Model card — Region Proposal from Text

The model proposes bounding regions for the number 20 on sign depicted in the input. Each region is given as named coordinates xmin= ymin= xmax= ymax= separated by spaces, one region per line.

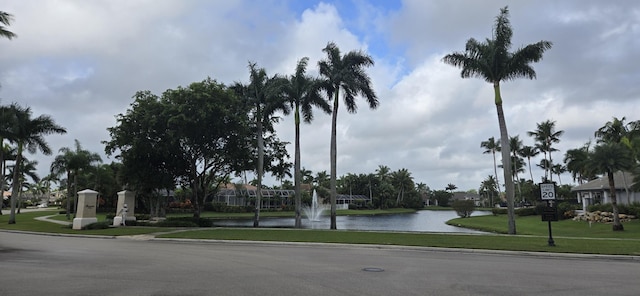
xmin=540 ymin=183 xmax=556 ymax=200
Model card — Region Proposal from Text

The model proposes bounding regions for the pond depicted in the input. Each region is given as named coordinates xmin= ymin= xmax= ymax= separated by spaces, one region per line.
xmin=212 ymin=210 xmax=490 ymax=233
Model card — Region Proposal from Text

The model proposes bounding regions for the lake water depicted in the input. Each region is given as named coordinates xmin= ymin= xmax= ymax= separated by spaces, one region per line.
xmin=212 ymin=210 xmax=490 ymax=234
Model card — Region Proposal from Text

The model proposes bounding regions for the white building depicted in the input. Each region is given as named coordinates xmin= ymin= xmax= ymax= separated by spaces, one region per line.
xmin=571 ymin=171 xmax=640 ymax=212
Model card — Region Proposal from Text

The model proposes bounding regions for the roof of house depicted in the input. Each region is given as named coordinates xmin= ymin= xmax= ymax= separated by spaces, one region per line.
xmin=570 ymin=171 xmax=635 ymax=192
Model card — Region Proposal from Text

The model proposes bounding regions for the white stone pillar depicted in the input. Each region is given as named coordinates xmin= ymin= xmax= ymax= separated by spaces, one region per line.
xmin=113 ymin=190 xmax=136 ymax=226
xmin=72 ymin=189 xmax=99 ymax=230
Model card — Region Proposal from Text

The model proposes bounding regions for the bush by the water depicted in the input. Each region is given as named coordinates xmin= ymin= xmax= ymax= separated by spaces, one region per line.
xmin=491 ymin=208 xmax=507 ymax=215
xmin=452 ymin=200 xmax=475 ymax=218
xmin=154 ymin=217 xmax=212 ymax=227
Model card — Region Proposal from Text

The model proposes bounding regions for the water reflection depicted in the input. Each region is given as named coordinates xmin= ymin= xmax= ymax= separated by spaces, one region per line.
xmin=212 ymin=210 xmax=489 ymax=234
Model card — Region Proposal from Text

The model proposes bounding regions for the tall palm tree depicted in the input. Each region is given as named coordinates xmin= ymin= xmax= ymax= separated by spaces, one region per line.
xmin=480 ymin=137 xmax=502 ymax=194
xmin=235 ymin=63 xmax=289 ymax=227
xmin=443 ymin=6 xmax=552 ymax=234
xmin=277 ymin=57 xmax=331 ymax=228
xmin=479 ymin=175 xmax=498 ymax=207
xmin=8 ymin=158 xmax=39 ymax=213
xmin=50 ymin=139 xmax=101 ymax=220
xmin=527 ymin=120 xmax=563 ymax=182
xmin=519 ymin=145 xmax=539 ymax=182
xmin=589 ymin=142 xmax=633 ymax=231
xmin=318 ymin=42 xmax=379 ymax=229
xmin=0 ymin=11 xmax=17 ymax=40
xmin=7 ymin=104 xmax=66 ymax=224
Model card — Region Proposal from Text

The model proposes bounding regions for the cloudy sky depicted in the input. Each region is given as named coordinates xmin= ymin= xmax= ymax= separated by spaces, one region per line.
xmin=1 ymin=0 xmax=639 ymax=192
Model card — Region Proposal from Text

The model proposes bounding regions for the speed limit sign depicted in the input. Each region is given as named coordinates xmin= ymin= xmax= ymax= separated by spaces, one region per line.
xmin=540 ymin=183 xmax=556 ymax=200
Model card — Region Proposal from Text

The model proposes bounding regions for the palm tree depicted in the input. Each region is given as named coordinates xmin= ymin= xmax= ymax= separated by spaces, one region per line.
xmin=278 ymin=57 xmax=331 ymax=228
xmin=7 ymin=104 xmax=66 ymax=224
xmin=479 ymin=175 xmax=498 ymax=207
xmin=443 ymin=6 xmax=552 ymax=234
xmin=318 ymin=42 xmax=379 ymax=229
xmin=594 ymin=117 xmax=636 ymax=204
xmin=300 ymin=167 xmax=314 ymax=185
xmin=0 ymin=11 xmax=17 ymax=40
xmin=51 ymin=139 xmax=101 ymax=220
xmin=235 ymin=62 xmax=289 ymax=227
xmin=527 ymin=120 xmax=564 ymax=182
xmin=480 ymin=137 xmax=502 ymax=194
xmin=564 ymin=143 xmax=594 ymax=184
xmin=589 ymin=142 xmax=633 ymax=231
xmin=519 ymin=145 xmax=539 ymax=182
xmin=390 ymin=168 xmax=413 ymax=205
xmin=445 ymin=183 xmax=457 ymax=193
xmin=551 ymin=164 xmax=566 ymax=185
xmin=8 ymin=158 xmax=39 ymax=212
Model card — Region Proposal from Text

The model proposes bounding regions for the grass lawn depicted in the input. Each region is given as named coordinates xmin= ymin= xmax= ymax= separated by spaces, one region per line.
xmin=2 ymin=209 xmax=639 ymax=256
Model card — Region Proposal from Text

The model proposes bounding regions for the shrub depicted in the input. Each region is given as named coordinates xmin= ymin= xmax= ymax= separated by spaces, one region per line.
xmin=83 ymin=221 xmax=112 ymax=230
xmin=155 ymin=220 xmax=198 ymax=227
xmin=557 ymin=202 xmax=579 ymax=220
xmin=491 ymin=208 xmax=507 ymax=215
xmin=515 ymin=207 xmax=537 ymax=217
xmin=452 ymin=200 xmax=475 ymax=218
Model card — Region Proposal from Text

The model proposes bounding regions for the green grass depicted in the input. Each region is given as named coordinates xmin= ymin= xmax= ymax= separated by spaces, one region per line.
xmin=157 ymin=228 xmax=640 ymax=255
xmin=2 ymin=209 xmax=639 ymax=256
xmin=0 ymin=210 xmax=171 ymax=236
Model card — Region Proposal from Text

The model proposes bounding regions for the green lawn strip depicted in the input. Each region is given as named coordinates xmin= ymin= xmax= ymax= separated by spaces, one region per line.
xmin=448 ymin=215 xmax=640 ymax=239
xmin=157 ymin=228 xmax=640 ymax=255
xmin=0 ymin=210 xmax=170 ymax=236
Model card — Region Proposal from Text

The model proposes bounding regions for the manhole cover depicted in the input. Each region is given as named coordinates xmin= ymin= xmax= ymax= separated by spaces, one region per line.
xmin=362 ymin=267 xmax=384 ymax=272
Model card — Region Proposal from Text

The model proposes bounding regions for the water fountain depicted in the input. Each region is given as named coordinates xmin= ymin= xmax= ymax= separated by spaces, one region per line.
xmin=302 ymin=190 xmax=327 ymax=222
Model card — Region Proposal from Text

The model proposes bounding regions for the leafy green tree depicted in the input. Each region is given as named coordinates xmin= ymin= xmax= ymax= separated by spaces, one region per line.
xmin=319 ymin=42 xmax=379 ymax=229
xmin=51 ymin=139 xmax=101 ymax=219
xmin=443 ymin=6 xmax=552 ymax=234
xmin=588 ymin=142 xmax=633 ymax=231
xmin=6 ymin=104 xmax=66 ymax=224
xmin=107 ymin=79 xmax=251 ymax=218
xmin=276 ymin=58 xmax=330 ymax=227
xmin=527 ymin=120 xmax=563 ymax=182
xmin=105 ymin=91 xmax=179 ymax=216
xmin=452 ymin=199 xmax=476 ymax=218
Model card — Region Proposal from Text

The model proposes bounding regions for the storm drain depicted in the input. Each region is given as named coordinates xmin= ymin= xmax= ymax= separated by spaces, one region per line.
xmin=362 ymin=267 xmax=384 ymax=272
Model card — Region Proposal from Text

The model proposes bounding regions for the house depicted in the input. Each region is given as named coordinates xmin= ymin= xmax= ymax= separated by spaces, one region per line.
xmin=451 ymin=192 xmax=482 ymax=206
xmin=209 ymin=184 xmax=296 ymax=209
xmin=571 ymin=171 xmax=640 ymax=212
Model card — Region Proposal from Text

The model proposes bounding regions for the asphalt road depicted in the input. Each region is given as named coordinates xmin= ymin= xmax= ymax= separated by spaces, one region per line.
xmin=0 ymin=231 xmax=638 ymax=296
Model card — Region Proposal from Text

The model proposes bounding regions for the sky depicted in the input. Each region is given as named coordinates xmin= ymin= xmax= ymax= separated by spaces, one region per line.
xmin=1 ymin=0 xmax=639 ymax=193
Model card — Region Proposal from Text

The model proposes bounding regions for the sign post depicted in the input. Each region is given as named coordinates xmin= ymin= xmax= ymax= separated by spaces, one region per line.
xmin=540 ymin=182 xmax=557 ymax=246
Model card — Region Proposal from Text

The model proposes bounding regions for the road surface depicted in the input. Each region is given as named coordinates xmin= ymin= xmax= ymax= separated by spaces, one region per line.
xmin=0 ymin=231 xmax=638 ymax=295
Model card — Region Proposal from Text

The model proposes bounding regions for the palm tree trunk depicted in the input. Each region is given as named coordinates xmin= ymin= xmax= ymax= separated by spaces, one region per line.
xmin=492 ymin=151 xmax=502 ymax=195
xmin=608 ymin=172 xmax=623 ymax=231
xmin=294 ymin=105 xmax=302 ymax=228
xmin=528 ymin=157 xmax=534 ymax=182
xmin=330 ymin=93 xmax=339 ymax=230
xmin=254 ymin=114 xmax=263 ymax=228
xmin=8 ymin=143 xmax=23 ymax=224
xmin=65 ymin=170 xmax=71 ymax=220
xmin=494 ymin=83 xmax=516 ymax=235
xmin=548 ymin=141 xmax=553 ymax=182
